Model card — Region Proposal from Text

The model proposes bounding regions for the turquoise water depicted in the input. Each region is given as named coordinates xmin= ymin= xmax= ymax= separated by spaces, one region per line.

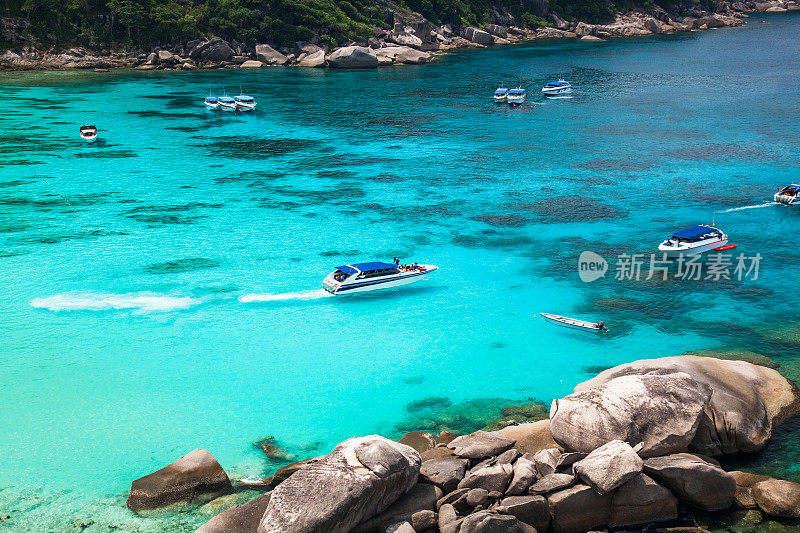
xmin=2 ymin=13 xmax=800 ymax=530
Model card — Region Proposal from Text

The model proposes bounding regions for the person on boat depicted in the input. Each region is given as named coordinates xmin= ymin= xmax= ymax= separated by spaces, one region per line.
xmin=596 ymin=321 xmax=605 ymax=330
xmin=394 ymin=257 xmax=400 ymax=265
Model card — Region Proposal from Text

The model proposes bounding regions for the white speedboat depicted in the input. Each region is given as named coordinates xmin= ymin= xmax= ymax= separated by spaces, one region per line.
xmin=322 ymin=261 xmax=438 ymax=295
xmin=234 ymin=94 xmax=257 ymax=111
xmin=542 ymin=80 xmax=572 ymax=95
xmin=775 ymin=183 xmax=800 ymax=205
xmin=80 ymin=125 xmax=97 ymax=142
xmin=507 ymin=88 xmax=526 ymax=105
xmin=540 ymin=312 xmax=608 ymax=332
xmin=493 ymin=87 xmax=509 ymax=102
xmin=218 ymin=96 xmax=237 ymax=111
xmin=658 ymin=225 xmax=728 ymax=258
xmin=204 ymin=96 xmax=220 ymax=110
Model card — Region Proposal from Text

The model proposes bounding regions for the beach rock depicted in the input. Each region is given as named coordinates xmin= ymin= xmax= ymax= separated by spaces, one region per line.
xmin=529 ymin=473 xmax=576 ymax=495
xmin=497 ymin=421 xmax=559 ymax=455
xmin=463 ymin=27 xmax=494 ymax=45
xmin=258 ymin=435 xmax=420 ymax=533
xmin=195 ymin=38 xmax=234 ymax=62
xmin=239 ymin=60 xmax=263 ymax=68
xmin=535 ymin=27 xmax=577 ymax=39
xmin=296 ymin=41 xmax=323 ymax=54
xmin=573 ymin=440 xmax=642 ymax=494
xmin=506 ymin=456 xmax=537 ymax=495
xmin=197 ymin=493 xmax=271 ymax=533
xmin=351 ymin=483 xmax=439 ymax=532
xmin=437 ymin=488 xmax=469 ymax=509
xmin=439 ymin=503 xmax=458 ymax=526
xmin=255 ymin=44 xmax=288 ymax=65
xmin=439 ymin=431 xmax=457 ymax=445
xmin=327 ymin=46 xmax=379 ymax=68
xmin=457 ymin=463 xmax=513 ymax=493
xmin=411 ymin=509 xmax=437 ymax=530
xmin=752 ymin=478 xmax=800 ymax=517
xmin=729 ymin=470 xmax=770 ymax=509
xmin=421 ymin=447 xmax=457 ymax=461
xmin=484 ymin=24 xmax=508 ymax=38
xmin=547 ymin=483 xmax=612 ymax=533
xmin=532 ymin=448 xmax=561 ymax=477
xmin=146 ymin=52 xmax=158 ymax=65
xmin=388 ymin=46 xmax=431 ymax=64
xmin=156 ymin=50 xmax=176 ymax=65
xmin=497 ymin=495 xmax=549 ymax=530
xmin=573 ymin=21 xmax=595 ymax=36
xmin=642 ymin=454 xmax=735 ymax=511
xmin=548 ymin=13 xmax=570 ymax=29
xmin=466 ymin=488 xmax=489 ymax=507
xmin=388 ymin=31 xmax=424 ymax=48
xmin=420 ymin=456 xmax=469 ymax=492
xmin=556 ymin=452 xmax=587 ymax=469
xmin=399 ymin=431 xmax=438 ymax=454
xmin=458 ymin=510 xmax=537 ymax=533
xmin=580 ymin=35 xmax=604 ymax=41
xmin=298 ymin=50 xmax=325 ymax=67
xmin=609 ymin=473 xmax=677 ymax=528
xmin=647 ymin=17 xmax=663 ymax=33
xmin=448 ymin=430 xmax=515 ymax=459
xmin=575 ymin=356 xmax=800 ymax=456
xmin=127 ymin=449 xmax=232 ymax=512
xmin=551 ymin=372 xmax=711 ymax=457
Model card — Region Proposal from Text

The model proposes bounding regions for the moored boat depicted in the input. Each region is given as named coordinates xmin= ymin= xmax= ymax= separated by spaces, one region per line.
xmin=542 ymin=80 xmax=572 ymax=96
xmin=79 ymin=125 xmax=98 ymax=142
xmin=494 ymin=87 xmax=509 ymax=102
xmin=658 ymin=224 xmax=728 ymax=258
xmin=234 ymin=94 xmax=257 ymax=111
xmin=507 ymin=88 xmax=526 ymax=105
xmin=540 ymin=312 xmax=608 ymax=332
xmin=775 ymin=183 xmax=800 ymax=205
xmin=204 ymin=96 xmax=220 ymax=110
xmin=218 ymin=96 xmax=237 ymax=111
xmin=322 ymin=261 xmax=438 ymax=295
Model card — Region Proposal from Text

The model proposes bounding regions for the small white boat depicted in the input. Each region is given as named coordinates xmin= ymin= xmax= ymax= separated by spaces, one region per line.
xmin=322 ymin=261 xmax=438 ymax=295
xmin=79 ymin=125 xmax=97 ymax=142
xmin=658 ymin=224 xmax=728 ymax=258
xmin=540 ymin=312 xmax=608 ymax=332
xmin=493 ymin=87 xmax=509 ymax=102
xmin=542 ymin=80 xmax=572 ymax=96
xmin=775 ymin=183 xmax=800 ymax=205
xmin=507 ymin=88 xmax=526 ymax=105
xmin=218 ymin=96 xmax=237 ymax=111
xmin=234 ymin=94 xmax=257 ymax=111
xmin=204 ymin=96 xmax=220 ymax=110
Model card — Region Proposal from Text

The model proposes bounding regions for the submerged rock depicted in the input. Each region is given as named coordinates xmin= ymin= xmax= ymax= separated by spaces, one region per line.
xmin=197 ymin=493 xmax=271 ymax=532
xmin=258 ymin=435 xmax=420 ymax=532
xmin=127 ymin=449 xmax=232 ymax=511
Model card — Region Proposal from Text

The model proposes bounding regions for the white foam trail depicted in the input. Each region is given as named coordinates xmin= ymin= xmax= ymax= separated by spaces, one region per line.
xmin=31 ymin=292 xmax=201 ymax=312
xmin=720 ymin=202 xmax=775 ymax=213
xmin=239 ymin=289 xmax=333 ymax=302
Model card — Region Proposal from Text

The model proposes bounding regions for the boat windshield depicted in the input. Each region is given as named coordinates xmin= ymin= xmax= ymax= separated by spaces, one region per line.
xmin=236 ymin=97 xmax=254 ymax=102
xmin=494 ymin=88 xmax=508 ymax=94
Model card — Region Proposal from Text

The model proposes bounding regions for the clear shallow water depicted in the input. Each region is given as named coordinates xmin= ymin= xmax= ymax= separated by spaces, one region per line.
xmin=2 ymin=13 xmax=800 ymax=530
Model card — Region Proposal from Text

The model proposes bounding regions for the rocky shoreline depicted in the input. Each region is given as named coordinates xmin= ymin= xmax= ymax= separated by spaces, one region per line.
xmin=1 ymin=1 xmax=798 ymax=73
xmin=124 ymin=354 xmax=800 ymax=532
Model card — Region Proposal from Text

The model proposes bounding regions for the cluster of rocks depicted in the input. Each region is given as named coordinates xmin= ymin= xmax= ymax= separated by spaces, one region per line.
xmin=3 ymin=0 xmax=798 ymax=72
xmin=125 ymin=355 xmax=800 ymax=532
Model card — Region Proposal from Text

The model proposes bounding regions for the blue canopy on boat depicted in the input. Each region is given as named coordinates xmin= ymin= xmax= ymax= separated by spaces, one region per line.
xmin=494 ymin=88 xmax=509 ymax=94
xmin=672 ymin=225 xmax=721 ymax=239
xmin=219 ymin=96 xmax=235 ymax=102
xmin=235 ymin=95 xmax=255 ymax=101
xmin=547 ymin=81 xmax=570 ymax=86
xmin=205 ymin=97 xmax=218 ymax=101
xmin=509 ymin=89 xmax=525 ymax=94
xmin=336 ymin=262 xmax=398 ymax=275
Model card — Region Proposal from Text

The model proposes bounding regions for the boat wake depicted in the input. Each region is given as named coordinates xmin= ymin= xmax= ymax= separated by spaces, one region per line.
xmin=239 ymin=289 xmax=333 ymax=303
xmin=31 ymin=292 xmax=202 ymax=312
xmin=720 ymin=202 xmax=775 ymax=213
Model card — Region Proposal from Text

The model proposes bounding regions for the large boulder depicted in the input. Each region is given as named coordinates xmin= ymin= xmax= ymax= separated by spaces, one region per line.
xmin=376 ymin=46 xmax=431 ymax=65
xmin=399 ymin=432 xmax=438 ymax=454
xmin=547 ymin=483 xmax=612 ymax=533
xmin=752 ymin=478 xmax=800 ymax=518
xmin=458 ymin=510 xmax=537 ymax=533
xmin=191 ymin=38 xmax=234 ymax=62
xmin=729 ymin=470 xmax=770 ymax=509
xmin=573 ymin=440 xmax=643 ymax=494
xmin=157 ymin=50 xmax=177 ymax=65
xmin=506 ymin=456 xmax=537 ymax=495
xmin=351 ymin=483 xmax=439 ymax=532
xmin=457 ymin=463 xmax=513 ymax=493
xmin=197 ymin=493 xmax=271 ymax=533
xmin=326 ymin=46 xmax=379 ymax=68
xmin=551 ymin=372 xmax=711 ymax=457
xmin=462 ymin=27 xmax=494 ymax=45
xmin=609 ymin=473 xmax=677 ymax=528
xmin=448 ymin=430 xmax=515 ymax=459
xmin=239 ymin=60 xmax=263 ymax=68
xmin=532 ymin=448 xmax=561 ymax=477
xmin=298 ymin=50 xmax=325 ymax=67
xmin=642 ymin=454 xmax=735 ymax=511
xmin=575 ymin=356 xmax=800 ymax=456
xmin=484 ymin=24 xmax=508 ymax=38
xmin=258 ymin=436 xmax=420 ymax=533
xmin=255 ymin=44 xmax=289 ymax=65
xmin=497 ymin=420 xmax=559 ymax=455
xmin=127 ymin=449 xmax=232 ymax=511
xmin=420 ymin=456 xmax=469 ymax=492
xmin=388 ymin=31 xmax=424 ymax=48
xmin=497 ymin=495 xmax=549 ymax=531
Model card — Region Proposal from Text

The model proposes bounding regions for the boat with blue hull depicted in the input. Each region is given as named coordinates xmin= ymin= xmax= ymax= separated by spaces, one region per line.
xmin=323 ymin=261 xmax=438 ymax=294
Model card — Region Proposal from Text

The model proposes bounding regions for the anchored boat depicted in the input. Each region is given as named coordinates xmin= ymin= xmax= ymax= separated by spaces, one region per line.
xmin=775 ymin=184 xmax=800 ymax=205
xmin=494 ymin=87 xmax=509 ymax=102
xmin=218 ymin=96 xmax=237 ymax=111
xmin=234 ymin=94 xmax=257 ymax=111
xmin=80 ymin=125 xmax=98 ymax=142
xmin=204 ymin=96 xmax=220 ymax=110
xmin=658 ymin=225 xmax=728 ymax=258
xmin=507 ymin=87 xmax=526 ymax=105
xmin=542 ymin=80 xmax=572 ymax=96
xmin=322 ymin=261 xmax=438 ymax=295
xmin=540 ymin=312 xmax=608 ymax=332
